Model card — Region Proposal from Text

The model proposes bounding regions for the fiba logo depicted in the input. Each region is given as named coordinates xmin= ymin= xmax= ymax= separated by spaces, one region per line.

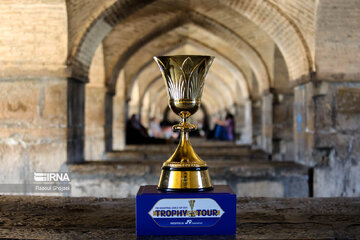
xmin=188 ymin=200 xmax=196 ymax=217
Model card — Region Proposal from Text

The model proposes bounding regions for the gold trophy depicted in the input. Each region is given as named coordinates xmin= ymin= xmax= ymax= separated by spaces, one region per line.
xmin=153 ymin=55 xmax=214 ymax=191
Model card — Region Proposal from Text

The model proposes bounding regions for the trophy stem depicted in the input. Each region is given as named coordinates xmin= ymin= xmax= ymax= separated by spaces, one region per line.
xmin=157 ymin=113 xmax=213 ymax=191
xmin=172 ymin=111 xmax=196 ymax=132
xmin=178 ymin=115 xmax=193 ymax=151
xmin=175 ymin=130 xmax=192 ymax=161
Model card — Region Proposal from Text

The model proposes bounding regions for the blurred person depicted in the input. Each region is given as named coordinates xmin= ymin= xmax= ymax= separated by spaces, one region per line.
xmin=213 ymin=113 xmax=235 ymax=141
xmin=160 ymin=119 xmax=179 ymax=140
xmin=197 ymin=120 xmax=206 ymax=137
xmin=148 ymin=117 xmax=163 ymax=138
xmin=126 ymin=114 xmax=166 ymax=144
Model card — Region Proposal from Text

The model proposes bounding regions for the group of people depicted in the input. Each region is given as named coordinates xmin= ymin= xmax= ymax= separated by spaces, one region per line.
xmin=126 ymin=114 xmax=177 ymax=145
xmin=148 ymin=117 xmax=178 ymax=140
xmin=126 ymin=113 xmax=235 ymax=145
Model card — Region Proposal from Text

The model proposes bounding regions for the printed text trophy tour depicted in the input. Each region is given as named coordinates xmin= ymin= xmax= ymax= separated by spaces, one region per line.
xmin=153 ymin=55 xmax=214 ymax=191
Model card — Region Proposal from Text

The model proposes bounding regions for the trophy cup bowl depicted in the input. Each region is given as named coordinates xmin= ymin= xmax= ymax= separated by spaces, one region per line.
xmin=153 ymin=55 xmax=214 ymax=191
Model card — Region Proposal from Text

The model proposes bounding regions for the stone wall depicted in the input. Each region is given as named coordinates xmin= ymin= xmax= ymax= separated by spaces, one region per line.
xmin=313 ymin=83 xmax=360 ymax=196
xmin=0 ymin=78 xmax=67 ymax=186
xmin=297 ymin=0 xmax=360 ymax=197
xmin=0 ymin=0 xmax=67 ymax=78
xmin=294 ymin=82 xmax=360 ymax=196
xmin=0 ymin=1 xmax=68 ymax=189
xmin=315 ymin=0 xmax=360 ymax=82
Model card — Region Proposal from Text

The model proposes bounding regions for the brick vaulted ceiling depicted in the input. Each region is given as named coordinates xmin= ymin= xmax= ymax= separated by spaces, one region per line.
xmin=66 ymin=0 xmax=316 ymax=112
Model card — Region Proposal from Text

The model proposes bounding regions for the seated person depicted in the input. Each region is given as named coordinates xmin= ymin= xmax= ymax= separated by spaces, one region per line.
xmin=126 ymin=114 xmax=166 ymax=144
xmin=213 ymin=113 xmax=235 ymax=141
xmin=148 ymin=117 xmax=163 ymax=138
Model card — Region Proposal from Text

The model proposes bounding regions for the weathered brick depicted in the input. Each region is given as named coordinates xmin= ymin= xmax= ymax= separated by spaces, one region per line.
xmin=0 ymin=0 xmax=67 ymax=77
xmin=316 ymin=0 xmax=360 ymax=81
xmin=0 ymin=81 xmax=40 ymax=123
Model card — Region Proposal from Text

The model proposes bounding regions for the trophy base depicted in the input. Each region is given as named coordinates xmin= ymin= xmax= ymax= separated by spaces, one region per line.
xmin=136 ymin=185 xmax=236 ymax=236
xmin=157 ymin=167 xmax=213 ymax=191
xmin=157 ymin=187 xmax=214 ymax=192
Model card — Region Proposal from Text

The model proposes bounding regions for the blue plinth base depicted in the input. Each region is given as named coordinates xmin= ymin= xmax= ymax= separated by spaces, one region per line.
xmin=136 ymin=185 xmax=236 ymax=236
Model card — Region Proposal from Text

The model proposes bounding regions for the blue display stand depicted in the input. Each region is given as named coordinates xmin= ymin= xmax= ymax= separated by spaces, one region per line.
xmin=136 ymin=185 xmax=236 ymax=236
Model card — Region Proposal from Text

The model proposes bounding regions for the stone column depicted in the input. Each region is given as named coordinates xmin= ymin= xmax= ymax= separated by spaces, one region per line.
xmin=234 ymin=103 xmax=244 ymax=142
xmin=128 ymin=103 xmax=141 ymax=117
xmin=112 ymin=68 xmax=127 ymax=150
xmin=237 ymin=99 xmax=252 ymax=145
xmin=294 ymin=81 xmax=360 ymax=196
xmin=293 ymin=82 xmax=315 ymax=166
xmin=67 ymin=79 xmax=85 ymax=164
xmin=84 ymin=85 xmax=106 ymax=160
xmin=140 ymin=92 xmax=151 ymax=128
xmin=252 ymin=100 xmax=262 ymax=149
xmin=104 ymin=93 xmax=113 ymax=152
xmin=261 ymin=93 xmax=273 ymax=153
xmin=272 ymin=93 xmax=294 ymax=161
xmin=112 ymin=95 xmax=126 ymax=151
xmin=140 ymin=104 xmax=150 ymax=128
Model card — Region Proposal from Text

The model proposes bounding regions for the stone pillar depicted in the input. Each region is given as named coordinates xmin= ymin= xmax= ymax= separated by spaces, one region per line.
xmin=252 ymin=100 xmax=262 ymax=149
xmin=272 ymin=93 xmax=294 ymax=161
xmin=112 ymin=69 xmax=126 ymax=150
xmin=237 ymin=99 xmax=252 ymax=144
xmin=294 ymin=81 xmax=360 ymax=196
xmin=85 ymin=42 xmax=106 ymax=159
xmin=128 ymin=103 xmax=140 ymax=117
xmin=84 ymin=86 xmax=106 ymax=160
xmin=218 ymin=109 xmax=227 ymax=120
xmin=140 ymin=104 xmax=150 ymax=128
xmin=234 ymin=103 xmax=244 ymax=142
xmin=67 ymin=79 xmax=85 ymax=164
xmin=208 ymin=113 xmax=216 ymax=130
xmin=261 ymin=93 xmax=273 ymax=153
xmin=104 ymin=93 xmax=113 ymax=152
xmin=293 ymin=82 xmax=319 ymax=166
xmin=128 ymin=80 xmax=140 ymax=117
xmin=140 ymin=92 xmax=151 ymax=128
xmin=112 ymin=95 xmax=126 ymax=151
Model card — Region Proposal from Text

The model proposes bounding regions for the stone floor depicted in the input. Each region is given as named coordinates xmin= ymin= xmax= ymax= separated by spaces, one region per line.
xmin=0 ymin=195 xmax=359 ymax=239
xmin=68 ymin=160 xmax=309 ymax=198
xmin=105 ymin=142 xmax=269 ymax=161
xmin=68 ymin=141 xmax=308 ymax=198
